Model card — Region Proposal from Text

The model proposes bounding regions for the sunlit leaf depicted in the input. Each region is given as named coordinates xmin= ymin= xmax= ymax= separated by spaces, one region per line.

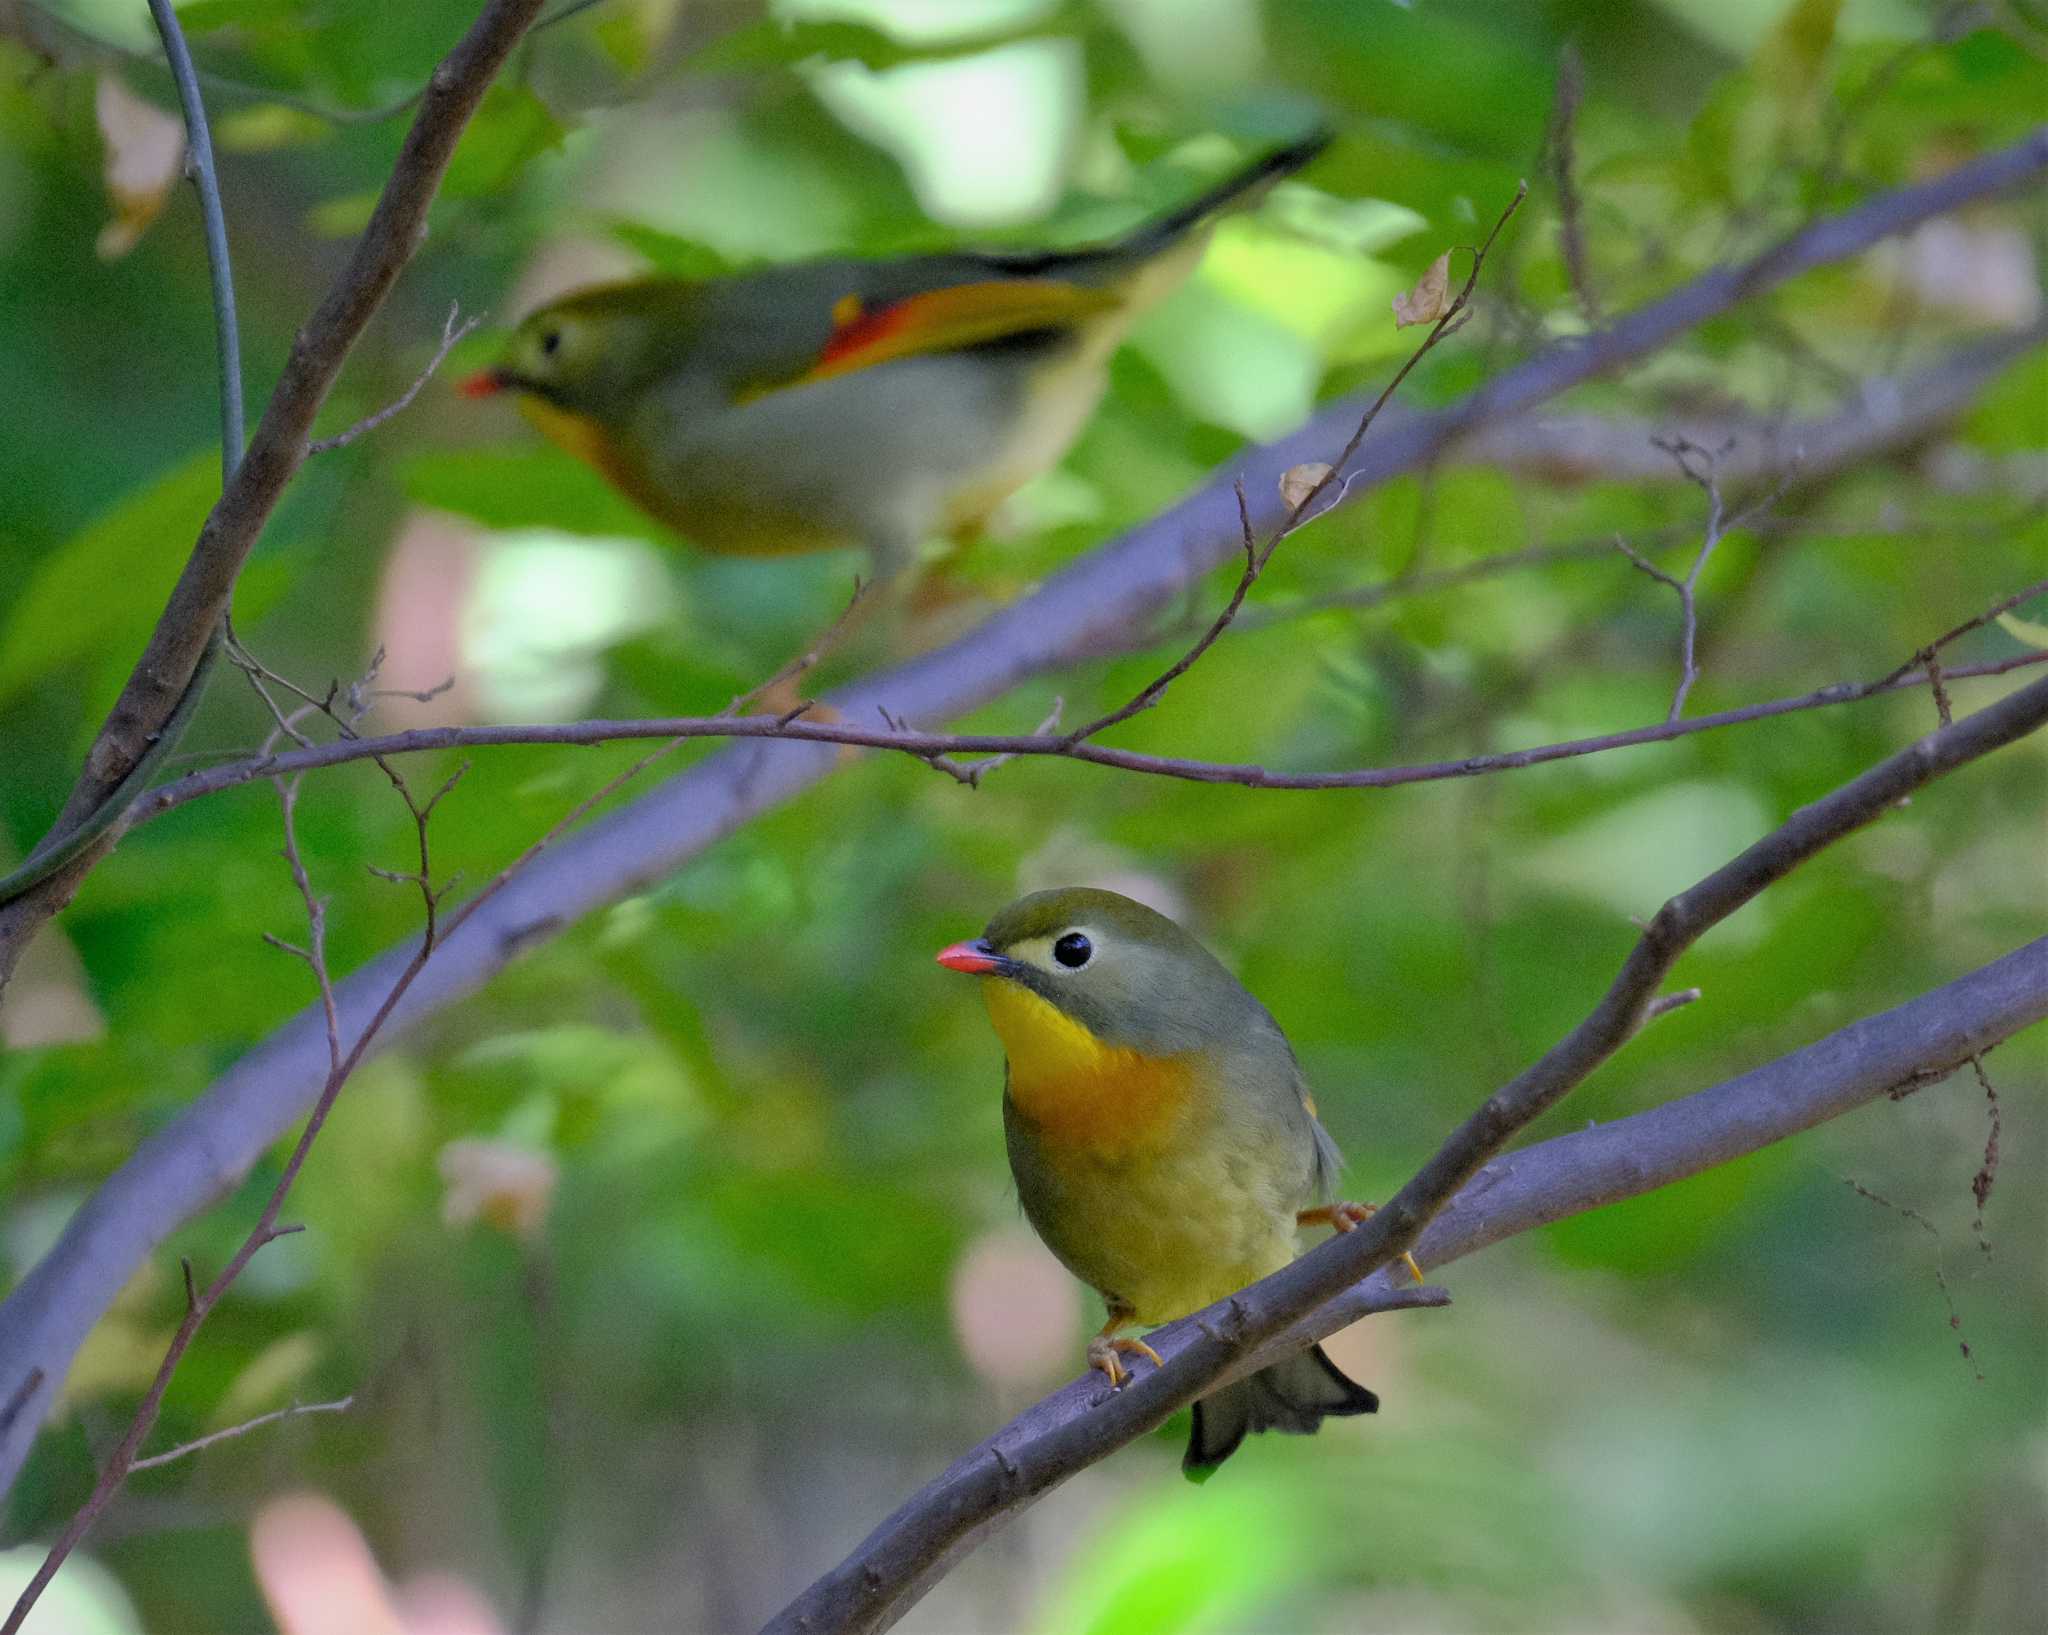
xmin=0 ymin=452 xmax=217 ymax=708
xmin=438 ymin=83 xmax=566 ymax=200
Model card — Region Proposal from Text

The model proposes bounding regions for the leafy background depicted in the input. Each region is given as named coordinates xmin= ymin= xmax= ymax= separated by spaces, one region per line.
xmin=1 ymin=0 xmax=2045 ymax=1629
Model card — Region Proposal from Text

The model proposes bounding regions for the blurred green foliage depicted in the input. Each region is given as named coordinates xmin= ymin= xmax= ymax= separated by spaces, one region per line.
xmin=2 ymin=0 xmax=2045 ymax=1630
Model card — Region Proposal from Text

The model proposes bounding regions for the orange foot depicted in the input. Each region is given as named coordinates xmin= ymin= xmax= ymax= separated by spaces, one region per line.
xmin=1086 ymin=1306 xmax=1164 ymax=1388
xmin=1298 ymin=1201 xmax=1426 ymax=1285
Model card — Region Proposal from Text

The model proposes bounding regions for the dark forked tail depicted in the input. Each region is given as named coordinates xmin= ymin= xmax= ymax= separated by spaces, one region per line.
xmin=1184 ymin=1340 xmax=1378 ymax=1480
xmin=981 ymin=128 xmax=1332 ymax=280
xmin=1114 ymin=128 xmax=1333 ymax=262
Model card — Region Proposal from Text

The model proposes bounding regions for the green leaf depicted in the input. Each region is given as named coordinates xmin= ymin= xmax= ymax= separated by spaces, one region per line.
xmin=1034 ymin=1474 xmax=1314 ymax=1635
xmin=0 ymin=451 xmax=218 ymax=709
xmin=1755 ymin=0 xmax=1843 ymax=112
xmin=438 ymin=83 xmax=566 ymax=201
xmin=305 ymin=190 xmax=378 ymax=237
xmin=214 ymin=102 xmax=333 ymax=153
xmin=399 ymin=447 xmax=659 ymax=538
xmin=688 ymin=15 xmax=1063 ymax=75
xmin=173 ymin=0 xmax=294 ymax=32
xmin=606 ymin=222 xmax=741 ymax=281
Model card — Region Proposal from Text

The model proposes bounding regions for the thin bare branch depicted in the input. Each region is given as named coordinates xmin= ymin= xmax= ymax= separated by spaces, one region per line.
xmin=128 ymin=644 xmax=2048 ymax=814
xmin=1616 ymin=436 xmax=1762 ymax=720
xmin=1839 ymin=1177 xmax=1983 ymax=1382
xmin=309 ymin=304 xmax=479 ymax=454
xmin=129 ymin=1395 xmax=354 ymax=1472
xmin=270 ymin=777 xmax=342 ymax=1074
xmin=1546 ymin=42 xmax=1600 ymax=324
xmin=1873 ymin=574 xmax=2048 ymax=687
xmin=724 ymin=578 xmax=874 ymax=719
xmin=5 ymin=653 xmax=489 ymax=1632
xmin=1968 ymin=1054 xmax=2001 ymax=1258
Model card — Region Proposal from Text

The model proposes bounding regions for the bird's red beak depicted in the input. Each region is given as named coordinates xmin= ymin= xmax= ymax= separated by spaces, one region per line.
xmin=456 ymin=369 xmax=506 ymax=399
xmin=935 ymin=938 xmax=1004 ymax=975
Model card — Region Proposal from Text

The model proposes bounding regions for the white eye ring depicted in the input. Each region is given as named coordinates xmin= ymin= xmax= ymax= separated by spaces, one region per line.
xmin=1052 ymin=930 xmax=1093 ymax=969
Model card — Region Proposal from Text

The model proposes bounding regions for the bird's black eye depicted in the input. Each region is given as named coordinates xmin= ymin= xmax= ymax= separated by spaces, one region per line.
xmin=539 ymin=328 xmax=562 ymax=357
xmin=1053 ymin=932 xmax=1092 ymax=969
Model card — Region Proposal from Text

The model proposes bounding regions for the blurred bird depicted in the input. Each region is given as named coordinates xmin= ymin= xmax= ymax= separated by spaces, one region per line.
xmin=936 ymin=885 xmax=1420 ymax=1478
xmin=460 ymin=133 xmax=1328 ymax=576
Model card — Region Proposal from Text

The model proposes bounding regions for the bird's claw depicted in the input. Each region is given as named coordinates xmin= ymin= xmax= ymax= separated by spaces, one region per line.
xmin=1087 ymin=1334 xmax=1164 ymax=1388
xmin=1299 ymin=1199 xmax=1427 ymax=1285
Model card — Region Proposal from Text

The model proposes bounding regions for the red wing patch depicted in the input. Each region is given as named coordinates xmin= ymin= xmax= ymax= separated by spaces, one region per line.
xmin=801 ymin=279 xmax=1122 ymax=386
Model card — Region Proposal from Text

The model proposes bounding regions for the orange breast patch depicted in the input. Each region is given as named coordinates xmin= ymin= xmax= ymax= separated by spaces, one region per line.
xmin=982 ymin=981 xmax=1196 ymax=1156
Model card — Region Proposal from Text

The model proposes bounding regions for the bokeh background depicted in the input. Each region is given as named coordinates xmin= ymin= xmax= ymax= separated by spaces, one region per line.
xmin=2 ymin=0 xmax=2045 ymax=1630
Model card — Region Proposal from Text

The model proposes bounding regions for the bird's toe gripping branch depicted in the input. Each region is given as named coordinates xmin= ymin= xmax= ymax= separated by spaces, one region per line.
xmin=1086 ymin=1307 xmax=1165 ymax=1389
xmin=1299 ymin=1201 xmax=1426 ymax=1285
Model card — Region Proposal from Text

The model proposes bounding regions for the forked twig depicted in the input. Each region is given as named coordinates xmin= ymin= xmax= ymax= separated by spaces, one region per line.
xmin=309 ymin=303 xmax=480 ymax=454
xmin=1614 ymin=436 xmax=1789 ymax=721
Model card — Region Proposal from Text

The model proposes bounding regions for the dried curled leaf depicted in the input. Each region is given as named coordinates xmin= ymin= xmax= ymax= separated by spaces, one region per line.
xmin=1393 ymin=251 xmax=1453 ymax=328
xmin=1280 ymin=462 xmax=1333 ymax=511
xmin=95 ymin=76 xmax=184 ymax=260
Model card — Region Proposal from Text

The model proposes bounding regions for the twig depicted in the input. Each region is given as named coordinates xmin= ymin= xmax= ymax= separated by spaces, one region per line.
xmin=1968 ymin=1055 xmax=2000 ymax=1258
xmin=269 ymin=777 xmax=342 ymax=1074
xmin=232 ymin=641 xmax=473 ymax=944
xmin=1839 ymin=1177 xmax=1983 ymax=1382
xmin=1546 ymin=42 xmax=1600 ymax=324
xmin=1920 ymin=647 xmax=1955 ymax=726
xmin=912 ymin=699 xmax=1066 ymax=789
xmin=226 ymin=628 xmax=324 ymax=750
xmin=309 ymin=304 xmax=481 ymax=453
xmin=1055 ymin=480 xmax=1262 ymax=748
xmin=1615 ymin=435 xmax=1767 ymax=721
xmin=146 ymin=0 xmax=242 ymax=480
xmin=1641 ymin=987 xmax=1703 ymax=1026
xmin=767 ymin=678 xmax=2048 ymax=1634
xmin=1056 ymin=182 xmax=1529 ymax=752
xmin=133 ymin=649 xmax=2048 ymax=813
xmin=724 ymin=578 xmax=873 ymax=718
xmin=129 ymin=1395 xmax=354 ymax=1472
xmin=1872 ymin=575 xmax=2048 ymax=687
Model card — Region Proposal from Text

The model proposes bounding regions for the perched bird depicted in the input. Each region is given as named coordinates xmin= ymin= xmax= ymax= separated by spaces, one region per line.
xmin=936 ymin=886 xmax=1417 ymax=1478
xmin=460 ymin=133 xmax=1328 ymax=576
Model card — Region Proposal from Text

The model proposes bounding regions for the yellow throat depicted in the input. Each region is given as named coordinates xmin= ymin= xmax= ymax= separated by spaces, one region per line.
xmin=981 ymin=980 xmax=1194 ymax=1156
